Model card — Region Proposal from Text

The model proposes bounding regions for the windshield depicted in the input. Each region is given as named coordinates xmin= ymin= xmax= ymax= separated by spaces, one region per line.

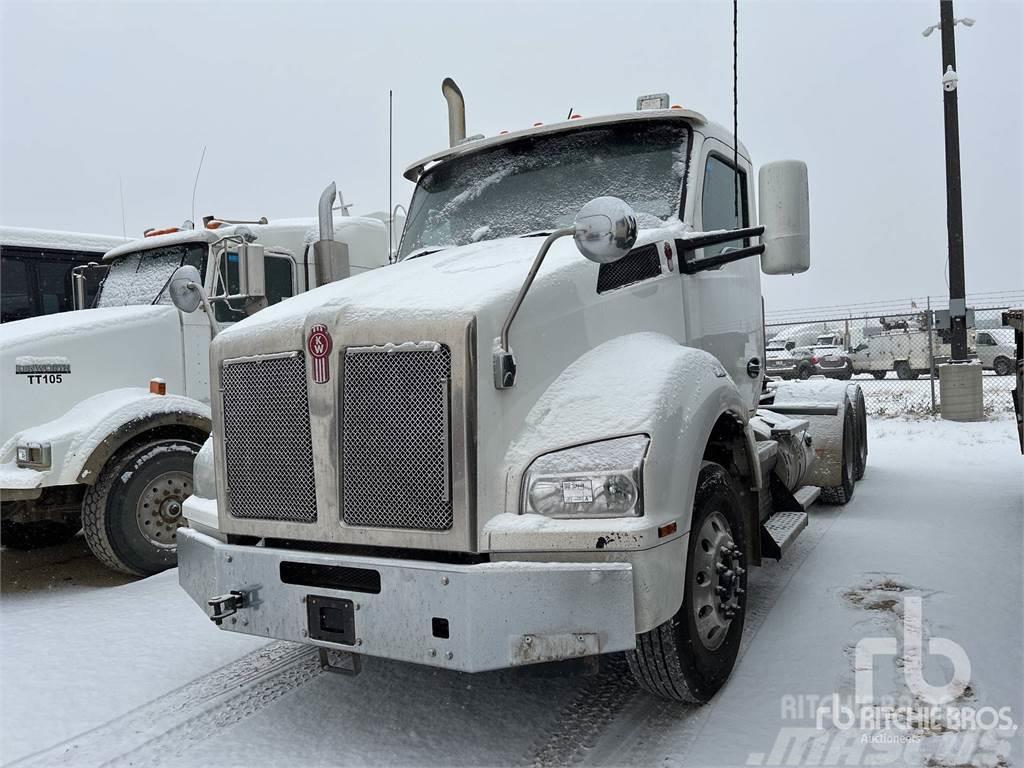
xmin=96 ymin=243 xmax=207 ymax=308
xmin=399 ymin=120 xmax=690 ymax=258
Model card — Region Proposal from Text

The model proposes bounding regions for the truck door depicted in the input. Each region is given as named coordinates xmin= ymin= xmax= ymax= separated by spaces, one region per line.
xmin=681 ymin=138 xmax=762 ymax=409
xmin=181 ymin=249 xmax=299 ymax=402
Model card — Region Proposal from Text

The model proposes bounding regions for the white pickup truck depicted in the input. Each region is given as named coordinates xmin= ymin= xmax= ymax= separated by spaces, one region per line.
xmin=177 ymin=82 xmax=867 ymax=702
xmin=0 ymin=191 xmax=396 ymax=574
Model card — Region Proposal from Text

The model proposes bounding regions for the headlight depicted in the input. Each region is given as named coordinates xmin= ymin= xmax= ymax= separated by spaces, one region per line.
xmin=15 ymin=442 xmax=51 ymax=469
xmin=192 ymin=438 xmax=217 ymax=499
xmin=522 ymin=434 xmax=649 ymax=518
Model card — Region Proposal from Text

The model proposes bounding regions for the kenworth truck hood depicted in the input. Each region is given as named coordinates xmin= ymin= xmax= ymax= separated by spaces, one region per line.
xmin=0 ymin=305 xmax=185 ymax=451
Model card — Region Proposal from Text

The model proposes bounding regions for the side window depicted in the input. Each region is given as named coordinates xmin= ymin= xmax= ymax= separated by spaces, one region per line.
xmin=701 ymin=154 xmax=749 ymax=256
xmin=977 ymin=333 xmax=992 ymax=346
xmin=265 ymin=255 xmax=295 ymax=306
xmin=35 ymin=259 xmax=75 ymax=314
xmin=214 ymin=252 xmax=295 ymax=322
xmin=1 ymin=256 xmax=35 ymax=321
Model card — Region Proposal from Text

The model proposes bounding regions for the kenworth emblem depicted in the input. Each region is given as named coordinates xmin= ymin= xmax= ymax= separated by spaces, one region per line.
xmin=307 ymin=325 xmax=333 ymax=384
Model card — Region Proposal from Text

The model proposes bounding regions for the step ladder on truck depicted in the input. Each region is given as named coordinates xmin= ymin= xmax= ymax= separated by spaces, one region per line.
xmin=175 ymin=81 xmax=869 ymax=702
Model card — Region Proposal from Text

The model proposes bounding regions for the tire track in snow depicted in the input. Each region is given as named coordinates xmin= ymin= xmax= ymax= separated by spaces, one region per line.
xmin=584 ymin=503 xmax=848 ymax=767
xmin=11 ymin=641 xmax=318 ymax=768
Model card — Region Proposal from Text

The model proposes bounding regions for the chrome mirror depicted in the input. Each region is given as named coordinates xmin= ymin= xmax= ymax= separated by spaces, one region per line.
xmin=573 ymin=196 xmax=638 ymax=264
xmin=168 ymin=265 xmax=203 ymax=313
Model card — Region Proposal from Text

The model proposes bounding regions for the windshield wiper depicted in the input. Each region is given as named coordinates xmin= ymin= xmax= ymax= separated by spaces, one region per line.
xmin=402 ymin=247 xmax=444 ymax=262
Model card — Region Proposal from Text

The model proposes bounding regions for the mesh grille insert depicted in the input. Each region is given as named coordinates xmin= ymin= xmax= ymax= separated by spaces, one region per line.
xmin=342 ymin=344 xmax=452 ymax=531
xmin=596 ymin=243 xmax=662 ymax=293
xmin=221 ymin=352 xmax=317 ymax=523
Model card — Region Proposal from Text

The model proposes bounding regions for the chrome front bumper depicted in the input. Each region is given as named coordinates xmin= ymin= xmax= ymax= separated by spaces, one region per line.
xmin=178 ymin=528 xmax=637 ymax=673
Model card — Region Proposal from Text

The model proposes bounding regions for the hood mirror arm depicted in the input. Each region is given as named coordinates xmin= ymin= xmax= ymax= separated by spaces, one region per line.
xmin=494 ymin=226 xmax=574 ymax=389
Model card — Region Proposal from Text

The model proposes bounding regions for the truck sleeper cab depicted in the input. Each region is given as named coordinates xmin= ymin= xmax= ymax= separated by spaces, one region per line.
xmin=0 ymin=200 xmax=396 ymax=572
xmin=179 ymin=84 xmax=867 ymax=703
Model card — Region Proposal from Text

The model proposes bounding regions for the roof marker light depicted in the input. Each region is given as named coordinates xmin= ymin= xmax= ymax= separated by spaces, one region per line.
xmin=533 ymin=121 xmax=543 ymax=127
xmin=569 ymin=114 xmax=582 ymax=120
xmin=671 ymin=104 xmax=684 ymax=110
xmin=499 ymin=130 xmax=509 ymax=135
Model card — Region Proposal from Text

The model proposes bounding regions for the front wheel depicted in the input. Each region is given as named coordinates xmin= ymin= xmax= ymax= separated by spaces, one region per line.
xmin=627 ymin=462 xmax=746 ymax=702
xmin=993 ymin=357 xmax=1013 ymax=377
xmin=82 ymin=438 xmax=200 ymax=576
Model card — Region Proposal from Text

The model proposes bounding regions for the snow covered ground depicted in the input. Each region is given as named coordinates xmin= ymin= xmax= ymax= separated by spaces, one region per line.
xmin=1 ymin=416 xmax=1020 ymax=768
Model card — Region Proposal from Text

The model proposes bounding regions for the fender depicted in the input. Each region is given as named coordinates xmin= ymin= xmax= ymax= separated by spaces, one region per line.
xmin=770 ymin=379 xmax=852 ymax=488
xmin=0 ymin=388 xmax=210 ymax=489
xmin=491 ymin=332 xmax=753 ymax=632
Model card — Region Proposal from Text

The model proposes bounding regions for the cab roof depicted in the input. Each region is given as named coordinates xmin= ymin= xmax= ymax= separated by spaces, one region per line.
xmin=403 ymin=108 xmax=711 ymax=182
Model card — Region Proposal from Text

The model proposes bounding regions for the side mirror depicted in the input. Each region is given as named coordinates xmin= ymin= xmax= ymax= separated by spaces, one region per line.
xmin=236 ymin=242 xmax=266 ymax=299
xmin=573 ymin=196 xmax=638 ymax=264
xmin=758 ymin=161 xmax=810 ymax=275
xmin=169 ymin=265 xmax=203 ymax=313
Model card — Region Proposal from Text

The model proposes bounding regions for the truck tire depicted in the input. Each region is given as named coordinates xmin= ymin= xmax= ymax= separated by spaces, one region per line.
xmin=852 ymin=387 xmax=868 ymax=480
xmin=871 ymin=371 xmax=887 ymax=380
xmin=821 ymin=405 xmax=856 ymax=504
xmin=82 ymin=438 xmax=200 ymax=576
xmin=1 ymin=519 xmax=80 ymax=550
xmin=993 ymin=356 xmax=1012 ymax=377
xmin=797 ymin=364 xmax=813 ymax=380
xmin=895 ymin=361 xmax=917 ymax=380
xmin=627 ymin=462 xmax=746 ymax=703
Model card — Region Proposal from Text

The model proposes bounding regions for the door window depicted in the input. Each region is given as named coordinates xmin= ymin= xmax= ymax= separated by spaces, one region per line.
xmin=214 ymin=252 xmax=295 ymax=322
xmin=1 ymin=257 xmax=34 ymax=321
xmin=701 ymin=154 xmax=749 ymax=256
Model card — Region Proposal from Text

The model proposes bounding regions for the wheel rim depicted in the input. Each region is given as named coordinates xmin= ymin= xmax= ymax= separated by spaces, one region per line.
xmin=691 ymin=510 xmax=744 ymax=651
xmin=136 ymin=470 xmax=191 ymax=549
xmin=995 ymin=359 xmax=1010 ymax=376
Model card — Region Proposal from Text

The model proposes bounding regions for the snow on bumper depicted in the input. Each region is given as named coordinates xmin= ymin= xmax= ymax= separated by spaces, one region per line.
xmin=178 ymin=528 xmax=636 ymax=673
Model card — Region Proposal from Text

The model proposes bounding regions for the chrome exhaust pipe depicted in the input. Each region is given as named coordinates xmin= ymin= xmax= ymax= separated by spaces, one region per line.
xmin=318 ymin=182 xmax=336 ymax=241
xmin=442 ymin=77 xmax=466 ymax=147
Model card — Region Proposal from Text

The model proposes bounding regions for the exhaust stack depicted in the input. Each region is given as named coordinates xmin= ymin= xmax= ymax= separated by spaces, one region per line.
xmin=442 ymin=77 xmax=466 ymax=147
xmin=313 ymin=181 xmax=351 ymax=287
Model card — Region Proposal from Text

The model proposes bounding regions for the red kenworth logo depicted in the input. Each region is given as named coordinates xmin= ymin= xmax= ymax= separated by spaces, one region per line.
xmin=307 ymin=325 xmax=333 ymax=384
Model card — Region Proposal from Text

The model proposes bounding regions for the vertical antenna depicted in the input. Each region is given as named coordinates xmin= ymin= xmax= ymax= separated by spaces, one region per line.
xmin=118 ymin=175 xmax=127 ymax=240
xmin=733 ymin=0 xmax=740 ymax=219
xmin=191 ymin=145 xmax=207 ymax=227
xmin=388 ymin=89 xmax=394 ymax=262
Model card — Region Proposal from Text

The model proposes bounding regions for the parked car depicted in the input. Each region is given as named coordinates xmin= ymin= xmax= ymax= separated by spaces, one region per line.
xmin=976 ymin=328 xmax=1015 ymax=376
xmin=810 ymin=344 xmax=853 ymax=380
xmin=766 ymin=343 xmax=816 ymax=380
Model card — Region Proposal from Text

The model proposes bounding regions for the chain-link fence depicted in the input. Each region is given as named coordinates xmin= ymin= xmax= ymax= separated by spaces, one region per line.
xmin=764 ymin=305 xmax=1017 ymax=416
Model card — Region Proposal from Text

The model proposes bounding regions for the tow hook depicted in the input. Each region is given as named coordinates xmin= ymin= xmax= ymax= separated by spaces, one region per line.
xmin=208 ymin=591 xmax=246 ymax=625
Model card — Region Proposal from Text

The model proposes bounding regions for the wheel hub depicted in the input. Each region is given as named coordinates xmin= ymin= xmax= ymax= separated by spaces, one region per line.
xmin=692 ymin=510 xmax=745 ymax=651
xmin=136 ymin=471 xmax=191 ymax=550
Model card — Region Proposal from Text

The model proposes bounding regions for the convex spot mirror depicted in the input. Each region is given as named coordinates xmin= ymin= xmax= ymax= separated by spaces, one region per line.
xmin=573 ymin=196 xmax=638 ymax=264
xmin=169 ymin=265 xmax=203 ymax=313
xmin=759 ymin=160 xmax=810 ymax=275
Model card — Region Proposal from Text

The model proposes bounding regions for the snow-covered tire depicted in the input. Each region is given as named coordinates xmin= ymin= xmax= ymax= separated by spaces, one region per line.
xmin=627 ymin=462 xmax=746 ymax=703
xmin=820 ymin=403 xmax=856 ymax=504
xmin=993 ymin=357 xmax=1012 ymax=377
xmin=82 ymin=438 xmax=200 ymax=576
xmin=0 ymin=519 xmax=80 ymax=550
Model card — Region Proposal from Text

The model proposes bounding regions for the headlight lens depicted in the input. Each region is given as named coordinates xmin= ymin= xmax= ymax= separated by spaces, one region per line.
xmin=522 ymin=435 xmax=649 ymax=518
xmin=192 ymin=437 xmax=217 ymax=500
xmin=15 ymin=442 xmax=51 ymax=469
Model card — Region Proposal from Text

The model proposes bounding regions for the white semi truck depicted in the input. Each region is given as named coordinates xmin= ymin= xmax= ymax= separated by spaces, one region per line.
xmin=176 ymin=82 xmax=868 ymax=702
xmin=0 ymin=189 xmax=396 ymax=573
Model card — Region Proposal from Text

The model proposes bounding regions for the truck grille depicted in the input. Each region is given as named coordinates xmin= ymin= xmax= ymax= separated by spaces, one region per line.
xmin=221 ymin=352 xmax=317 ymax=523
xmin=341 ymin=343 xmax=452 ymax=531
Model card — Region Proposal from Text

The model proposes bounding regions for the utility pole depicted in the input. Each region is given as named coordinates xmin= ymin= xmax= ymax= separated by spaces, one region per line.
xmin=938 ymin=0 xmax=968 ymax=360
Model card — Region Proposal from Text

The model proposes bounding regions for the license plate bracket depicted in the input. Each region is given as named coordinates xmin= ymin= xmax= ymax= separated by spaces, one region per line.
xmin=307 ymin=595 xmax=356 ymax=646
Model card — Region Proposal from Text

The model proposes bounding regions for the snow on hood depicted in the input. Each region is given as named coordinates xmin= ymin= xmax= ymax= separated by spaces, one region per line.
xmin=0 ymin=305 xmax=176 ymax=350
xmin=219 ymin=235 xmax=584 ymax=341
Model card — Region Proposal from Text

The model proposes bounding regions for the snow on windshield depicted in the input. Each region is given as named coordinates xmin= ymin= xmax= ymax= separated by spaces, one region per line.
xmin=96 ymin=244 xmax=206 ymax=308
xmin=400 ymin=121 xmax=690 ymax=257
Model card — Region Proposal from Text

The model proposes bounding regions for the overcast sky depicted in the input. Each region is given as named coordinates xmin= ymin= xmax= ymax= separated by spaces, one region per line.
xmin=2 ymin=0 xmax=1021 ymax=312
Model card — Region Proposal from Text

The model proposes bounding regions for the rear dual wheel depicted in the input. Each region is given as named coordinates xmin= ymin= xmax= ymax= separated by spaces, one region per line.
xmin=627 ymin=463 xmax=746 ymax=703
xmin=821 ymin=400 xmax=857 ymax=504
